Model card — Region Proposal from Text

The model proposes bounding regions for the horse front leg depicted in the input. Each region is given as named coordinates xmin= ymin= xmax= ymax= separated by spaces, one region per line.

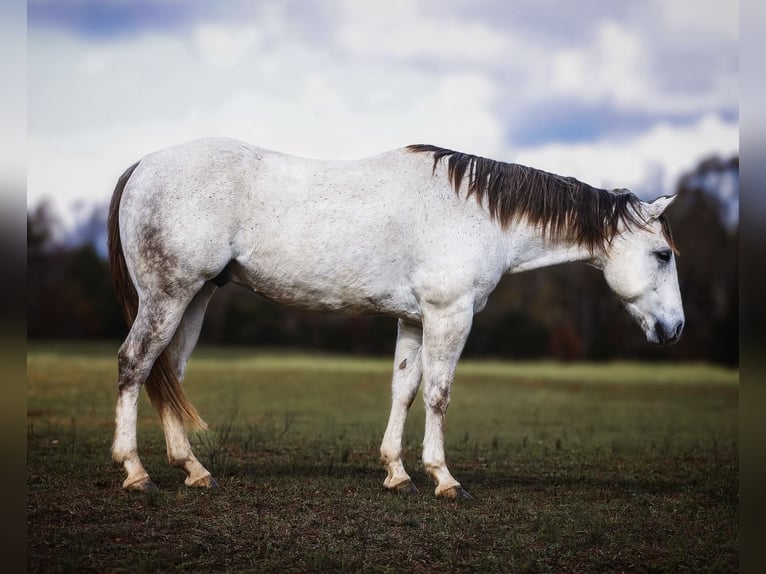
xmin=380 ymin=319 xmax=423 ymax=494
xmin=421 ymin=302 xmax=474 ymax=500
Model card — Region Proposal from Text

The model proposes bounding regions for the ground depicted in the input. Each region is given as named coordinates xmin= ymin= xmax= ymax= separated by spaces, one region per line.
xmin=27 ymin=342 xmax=738 ymax=573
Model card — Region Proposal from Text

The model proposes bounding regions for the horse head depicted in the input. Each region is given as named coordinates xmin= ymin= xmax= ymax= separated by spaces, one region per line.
xmin=600 ymin=195 xmax=684 ymax=345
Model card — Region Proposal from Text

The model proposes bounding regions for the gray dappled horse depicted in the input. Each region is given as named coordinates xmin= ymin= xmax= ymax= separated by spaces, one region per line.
xmin=108 ymin=139 xmax=683 ymax=499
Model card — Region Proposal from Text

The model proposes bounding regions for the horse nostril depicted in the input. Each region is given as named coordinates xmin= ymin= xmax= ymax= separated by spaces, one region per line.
xmin=654 ymin=320 xmax=683 ymax=345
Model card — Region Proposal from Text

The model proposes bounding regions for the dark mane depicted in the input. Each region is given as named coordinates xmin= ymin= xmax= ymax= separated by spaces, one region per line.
xmin=407 ymin=144 xmax=676 ymax=254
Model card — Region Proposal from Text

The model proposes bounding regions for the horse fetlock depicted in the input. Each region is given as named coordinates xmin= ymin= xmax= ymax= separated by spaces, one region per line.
xmin=424 ymin=461 xmax=463 ymax=496
xmin=423 ymin=459 xmax=446 ymax=479
xmin=382 ymin=457 xmax=412 ymax=486
xmin=379 ymin=444 xmax=401 ymax=465
xmin=168 ymin=454 xmax=196 ymax=469
xmin=383 ymin=462 xmax=417 ymax=494
xmin=383 ymin=467 xmax=409 ymax=485
xmin=111 ymin=444 xmax=135 ymax=464
xmin=171 ymin=457 xmax=215 ymax=487
xmin=111 ymin=449 xmax=125 ymax=464
xmin=116 ymin=454 xmax=153 ymax=489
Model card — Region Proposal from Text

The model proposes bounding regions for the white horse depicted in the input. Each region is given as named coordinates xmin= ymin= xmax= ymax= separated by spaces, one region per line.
xmin=108 ymin=138 xmax=684 ymax=499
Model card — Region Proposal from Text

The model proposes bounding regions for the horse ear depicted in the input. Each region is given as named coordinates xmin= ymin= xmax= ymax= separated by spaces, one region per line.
xmin=642 ymin=195 xmax=677 ymax=220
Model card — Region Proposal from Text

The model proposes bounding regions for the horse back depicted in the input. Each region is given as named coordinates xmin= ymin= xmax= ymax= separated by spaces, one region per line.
xmin=118 ymin=138 xmax=505 ymax=318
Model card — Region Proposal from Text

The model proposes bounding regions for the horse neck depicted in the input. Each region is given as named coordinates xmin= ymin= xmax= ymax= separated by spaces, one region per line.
xmin=502 ymin=224 xmax=600 ymax=275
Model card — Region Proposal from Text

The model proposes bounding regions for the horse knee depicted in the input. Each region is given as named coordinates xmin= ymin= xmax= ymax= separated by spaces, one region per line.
xmin=117 ymin=342 xmax=131 ymax=367
xmin=423 ymin=383 xmax=450 ymax=415
xmin=117 ymin=330 xmax=162 ymax=387
xmin=117 ymin=344 xmax=141 ymax=387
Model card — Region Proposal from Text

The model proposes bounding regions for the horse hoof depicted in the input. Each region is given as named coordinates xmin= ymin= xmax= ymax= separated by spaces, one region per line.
xmin=187 ymin=474 xmax=219 ymax=488
xmin=389 ymin=479 xmax=419 ymax=495
xmin=438 ymin=485 xmax=473 ymax=501
xmin=124 ymin=477 xmax=157 ymax=492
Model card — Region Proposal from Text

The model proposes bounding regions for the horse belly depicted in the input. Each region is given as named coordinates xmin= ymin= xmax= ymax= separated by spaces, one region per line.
xmin=232 ymin=236 xmax=420 ymax=320
xmin=237 ymin=266 xmax=419 ymax=319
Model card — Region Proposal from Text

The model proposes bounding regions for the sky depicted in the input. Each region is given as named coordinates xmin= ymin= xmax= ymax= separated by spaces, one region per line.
xmin=28 ymin=0 xmax=739 ymax=233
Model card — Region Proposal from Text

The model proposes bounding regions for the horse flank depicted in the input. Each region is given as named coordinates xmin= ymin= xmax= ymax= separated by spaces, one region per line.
xmin=107 ymin=161 xmax=207 ymax=429
xmin=407 ymin=144 xmax=677 ymax=254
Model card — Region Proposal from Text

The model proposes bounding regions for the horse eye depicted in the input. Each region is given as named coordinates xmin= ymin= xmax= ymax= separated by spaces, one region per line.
xmin=654 ymin=250 xmax=672 ymax=263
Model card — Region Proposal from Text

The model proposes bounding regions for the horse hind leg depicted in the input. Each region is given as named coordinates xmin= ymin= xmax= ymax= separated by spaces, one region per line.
xmin=380 ymin=319 xmax=423 ymax=494
xmin=112 ymin=289 xmax=197 ymax=490
xmin=160 ymin=282 xmax=218 ymax=487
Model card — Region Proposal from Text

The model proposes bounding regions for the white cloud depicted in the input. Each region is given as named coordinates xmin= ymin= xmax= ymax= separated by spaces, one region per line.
xmin=27 ymin=21 xmax=506 ymax=231
xmin=513 ymin=114 xmax=739 ymax=197
xmin=550 ymin=21 xmax=649 ymax=107
xmin=656 ymin=0 xmax=738 ymax=43
xmin=28 ymin=0 xmax=739 ymax=234
xmin=29 ymin=28 xmax=195 ymax=136
xmin=193 ymin=23 xmax=263 ymax=69
xmin=549 ymin=19 xmax=736 ymax=115
xmin=336 ymin=0 xmax=510 ymax=62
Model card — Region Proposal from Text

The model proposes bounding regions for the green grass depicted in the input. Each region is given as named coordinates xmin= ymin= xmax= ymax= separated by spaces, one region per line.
xmin=28 ymin=342 xmax=738 ymax=572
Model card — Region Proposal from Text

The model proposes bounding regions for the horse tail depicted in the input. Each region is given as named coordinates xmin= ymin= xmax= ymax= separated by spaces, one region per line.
xmin=107 ymin=162 xmax=208 ymax=430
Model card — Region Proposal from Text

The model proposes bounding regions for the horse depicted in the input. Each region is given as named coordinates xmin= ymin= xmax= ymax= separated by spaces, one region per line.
xmin=107 ymin=138 xmax=684 ymax=499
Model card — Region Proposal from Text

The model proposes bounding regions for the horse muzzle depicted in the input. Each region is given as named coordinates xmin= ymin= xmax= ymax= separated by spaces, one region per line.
xmin=653 ymin=319 xmax=684 ymax=346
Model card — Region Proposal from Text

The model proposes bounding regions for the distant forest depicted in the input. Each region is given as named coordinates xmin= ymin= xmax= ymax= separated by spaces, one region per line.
xmin=27 ymin=156 xmax=738 ymax=365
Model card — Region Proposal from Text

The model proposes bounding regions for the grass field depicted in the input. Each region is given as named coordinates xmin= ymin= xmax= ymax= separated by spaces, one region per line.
xmin=27 ymin=342 xmax=738 ymax=573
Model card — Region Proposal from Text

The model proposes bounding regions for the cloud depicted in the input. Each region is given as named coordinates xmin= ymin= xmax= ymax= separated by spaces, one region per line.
xmin=551 ymin=22 xmax=649 ymax=108
xmin=193 ymin=23 xmax=263 ymax=69
xmin=28 ymin=0 xmax=739 ymax=233
xmin=28 ymin=20 xmax=507 ymax=231
xmin=336 ymin=0 xmax=510 ymax=62
xmin=548 ymin=19 xmax=736 ymax=116
xmin=655 ymin=0 xmax=738 ymax=43
xmin=512 ymin=114 xmax=739 ymax=197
